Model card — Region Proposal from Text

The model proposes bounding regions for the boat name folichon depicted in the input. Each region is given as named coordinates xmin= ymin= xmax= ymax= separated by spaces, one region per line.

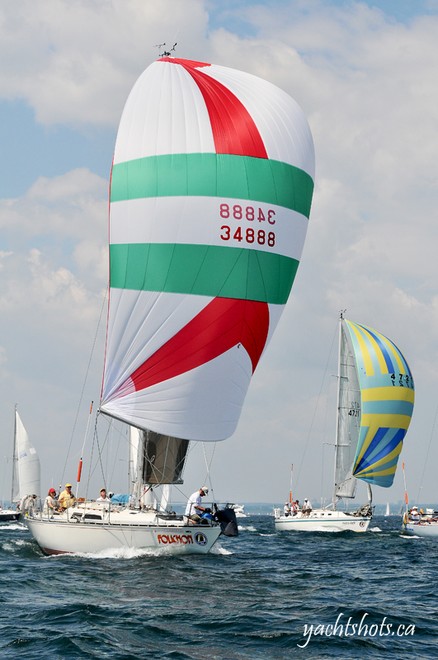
xmin=157 ymin=533 xmax=195 ymax=545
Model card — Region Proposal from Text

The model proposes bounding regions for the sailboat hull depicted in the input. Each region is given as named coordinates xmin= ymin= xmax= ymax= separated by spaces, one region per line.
xmin=0 ymin=510 xmax=21 ymax=522
xmin=274 ymin=509 xmax=371 ymax=533
xmin=403 ymin=521 xmax=438 ymax=538
xmin=26 ymin=507 xmax=222 ymax=555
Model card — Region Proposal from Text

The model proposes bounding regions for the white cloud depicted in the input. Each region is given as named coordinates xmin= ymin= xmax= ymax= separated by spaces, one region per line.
xmin=0 ymin=0 xmax=210 ymax=126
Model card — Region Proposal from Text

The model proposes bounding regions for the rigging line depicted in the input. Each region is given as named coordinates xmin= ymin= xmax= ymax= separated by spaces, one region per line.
xmin=60 ymin=290 xmax=107 ymax=485
xmin=91 ymin=412 xmax=110 ymax=495
xmin=82 ymin=412 xmax=101 ymax=501
xmin=294 ymin=318 xmax=339 ymax=495
xmin=201 ymin=440 xmax=216 ymax=493
xmin=107 ymin=422 xmax=125 ymax=488
xmin=415 ymin=401 xmax=438 ymax=503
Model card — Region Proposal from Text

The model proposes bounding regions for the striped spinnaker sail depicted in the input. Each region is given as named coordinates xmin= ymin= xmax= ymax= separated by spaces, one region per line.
xmin=345 ymin=319 xmax=415 ymax=488
xmin=100 ymin=57 xmax=315 ymax=440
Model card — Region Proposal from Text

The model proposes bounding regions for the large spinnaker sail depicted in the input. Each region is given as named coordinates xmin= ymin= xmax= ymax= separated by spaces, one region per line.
xmin=100 ymin=57 xmax=314 ymax=442
xmin=334 ymin=320 xmax=361 ymax=499
xmin=11 ymin=409 xmax=41 ymax=502
xmin=345 ymin=319 xmax=415 ymax=488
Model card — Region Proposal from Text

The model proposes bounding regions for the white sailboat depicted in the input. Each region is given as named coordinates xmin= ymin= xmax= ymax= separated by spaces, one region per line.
xmin=401 ymin=463 xmax=438 ymax=537
xmin=0 ymin=407 xmax=40 ymax=523
xmin=26 ymin=53 xmax=315 ymax=555
xmin=385 ymin=502 xmax=391 ymax=517
xmin=0 ymin=507 xmax=19 ymax=523
xmin=403 ymin=509 xmax=438 ymax=537
xmin=227 ymin=503 xmax=247 ymax=518
xmin=274 ymin=313 xmax=415 ymax=533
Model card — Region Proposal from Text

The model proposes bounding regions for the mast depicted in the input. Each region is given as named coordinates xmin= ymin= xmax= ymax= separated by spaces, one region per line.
xmin=10 ymin=404 xmax=17 ymax=505
xmin=367 ymin=483 xmax=372 ymax=506
xmin=332 ymin=311 xmax=345 ymax=508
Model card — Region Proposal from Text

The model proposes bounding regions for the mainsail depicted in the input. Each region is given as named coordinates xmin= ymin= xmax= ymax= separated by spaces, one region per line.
xmin=11 ymin=408 xmax=41 ymax=503
xmin=100 ymin=57 xmax=315 ymax=483
xmin=334 ymin=317 xmax=415 ymax=500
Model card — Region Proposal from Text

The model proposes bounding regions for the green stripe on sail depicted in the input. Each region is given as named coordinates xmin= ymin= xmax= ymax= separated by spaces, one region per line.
xmin=111 ymin=153 xmax=313 ymax=218
xmin=110 ymin=243 xmax=299 ymax=304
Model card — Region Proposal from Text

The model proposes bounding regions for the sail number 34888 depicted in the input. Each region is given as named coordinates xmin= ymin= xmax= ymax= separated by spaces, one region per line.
xmin=219 ymin=203 xmax=276 ymax=247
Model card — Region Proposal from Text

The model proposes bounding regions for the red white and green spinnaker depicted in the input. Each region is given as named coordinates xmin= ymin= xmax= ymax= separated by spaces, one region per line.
xmin=100 ymin=57 xmax=315 ymax=442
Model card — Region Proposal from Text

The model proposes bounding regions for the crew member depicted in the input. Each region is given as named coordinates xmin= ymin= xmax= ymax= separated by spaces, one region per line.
xmin=185 ymin=486 xmax=209 ymax=522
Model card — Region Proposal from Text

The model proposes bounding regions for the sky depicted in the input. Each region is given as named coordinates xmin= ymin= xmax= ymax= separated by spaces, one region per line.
xmin=1 ymin=0 xmax=437 ymax=507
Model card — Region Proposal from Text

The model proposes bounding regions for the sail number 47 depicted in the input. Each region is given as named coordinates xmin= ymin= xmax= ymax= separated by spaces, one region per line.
xmin=219 ymin=203 xmax=276 ymax=247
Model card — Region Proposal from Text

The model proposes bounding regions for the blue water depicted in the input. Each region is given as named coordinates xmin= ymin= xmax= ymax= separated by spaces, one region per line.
xmin=0 ymin=514 xmax=436 ymax=659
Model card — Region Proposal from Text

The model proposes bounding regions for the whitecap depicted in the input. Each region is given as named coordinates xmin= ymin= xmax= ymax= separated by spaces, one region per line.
xmin=46 ymin=546 xmax=174 ymax=560
xmin=0 ymin=523 xmax=27 ymax=531
xmin=210 ymin=543 xmax=233 ymax=555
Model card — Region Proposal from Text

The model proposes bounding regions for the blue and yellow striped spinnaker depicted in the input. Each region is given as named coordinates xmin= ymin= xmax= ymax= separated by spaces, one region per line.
xmin=345 ymin=320 xmax=414 ymax=488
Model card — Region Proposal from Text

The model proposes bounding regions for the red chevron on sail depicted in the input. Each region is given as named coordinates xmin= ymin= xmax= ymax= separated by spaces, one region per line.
xmin=161 ymin=57 xmax=268 ymax=158
xmin=117 ymin=298 xmax=269 ymax=396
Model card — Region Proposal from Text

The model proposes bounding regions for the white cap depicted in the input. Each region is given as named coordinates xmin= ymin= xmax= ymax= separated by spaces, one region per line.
xmin=200 ymin=486 xmax=209 ymax=494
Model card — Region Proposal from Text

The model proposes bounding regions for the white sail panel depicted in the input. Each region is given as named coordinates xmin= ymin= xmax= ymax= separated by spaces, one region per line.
xmin=113 ymin=62 xmax=215 ymax=163
xmin=102 ymin=343 xmax=253 ymax=440
xmin=13 ymin=410 xmax=41 ymax=501
xmin=102 ymin=291 xmax=212 ymax=401
xmin=113 ymin=59 xmax=314 ymax=175
xmin=109 ymin=197 xmax=308 ymax=261
xmin=202 ymin=63 xmax=315 ymax=175
xmin=334 ymin=322 xmax=360 ymax=499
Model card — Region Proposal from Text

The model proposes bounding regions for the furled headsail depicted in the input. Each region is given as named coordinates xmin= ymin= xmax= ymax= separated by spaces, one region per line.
xmin=336 ymin=318 xmax=415 ymax=495
xmin=100 ymin=57 xmax=315 ymax=446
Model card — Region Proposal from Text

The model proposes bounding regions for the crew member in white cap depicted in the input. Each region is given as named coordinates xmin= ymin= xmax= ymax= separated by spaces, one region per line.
xmin=58 ymin=483 xmax=76 ymax=510
xmin=185 ymin=486 xmax=209 ymax=523
xmin=302 ymin=498 xmax=312 ymax=516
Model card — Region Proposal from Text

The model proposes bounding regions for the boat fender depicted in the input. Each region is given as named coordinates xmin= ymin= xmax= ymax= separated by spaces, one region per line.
xmin=215 ymin=507 xmax=239 ymax=537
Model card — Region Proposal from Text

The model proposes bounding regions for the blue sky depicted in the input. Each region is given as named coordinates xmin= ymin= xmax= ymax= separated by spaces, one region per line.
xmin=0 ymin=100 xmax=113 ymax=197
xmin=1 ymin=0 xmax=437 ymax=506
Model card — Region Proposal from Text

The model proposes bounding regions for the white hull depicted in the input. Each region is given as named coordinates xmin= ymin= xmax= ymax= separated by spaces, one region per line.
xmin=0 ymin=509 xmax=21 ymax=522
xmin=403 ymin=521 xmax=438 ymax=538
xmin=227 ymin=503 xmax=246 ymax=518
xmin=26 ymin=503 xmax=222 ymax=555
xmin=274 ymin=508 xmax=371 ymax=533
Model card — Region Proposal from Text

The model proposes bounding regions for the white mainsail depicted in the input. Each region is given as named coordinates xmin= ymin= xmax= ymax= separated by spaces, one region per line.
xmin=334 ymin=319 xmax=361 ymax=500
xmin=11 ymin=408 xmax=41 ymax=502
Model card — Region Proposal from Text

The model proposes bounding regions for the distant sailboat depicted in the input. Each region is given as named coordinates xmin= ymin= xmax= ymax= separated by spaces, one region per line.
xmin=275 ymin=313 xmax=415 ymax=532
xmin=403 ymin=508 xmax=438 ymax=537
xmin=402 ymin=463 xmax=438 ymax=537
xmin=26 ymin=54 xmax=315 ymax=555
xmin=0 ymin=407 xmax=40 ymax=522
xmin=0 ymin=507 xmax=20 ymax=523
xmin=227 ymin=503 xmax=247 ymax=518
xmin=385 ymin=502 xmax=391 ymax=517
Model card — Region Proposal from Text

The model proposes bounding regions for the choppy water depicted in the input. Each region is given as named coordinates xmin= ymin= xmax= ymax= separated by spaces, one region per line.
xmin=0 ymin=514 xmax=436 ymax=659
